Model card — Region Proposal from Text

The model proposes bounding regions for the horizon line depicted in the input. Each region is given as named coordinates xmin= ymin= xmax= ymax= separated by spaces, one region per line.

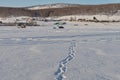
xmin=0 ymin=2 xmax=120 ymax=8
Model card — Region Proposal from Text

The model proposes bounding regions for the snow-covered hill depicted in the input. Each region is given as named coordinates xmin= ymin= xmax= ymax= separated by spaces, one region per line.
xmin=27 ymin=3 xmax=79 ymax=10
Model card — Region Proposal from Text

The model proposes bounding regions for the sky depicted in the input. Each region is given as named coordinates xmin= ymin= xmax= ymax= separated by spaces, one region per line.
xmin=0 ymin=0 xmax=120 ymax=7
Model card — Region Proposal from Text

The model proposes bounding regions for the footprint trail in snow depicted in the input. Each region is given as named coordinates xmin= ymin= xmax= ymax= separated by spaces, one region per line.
xmin=54 ymin=40 xmax=76 ymax=80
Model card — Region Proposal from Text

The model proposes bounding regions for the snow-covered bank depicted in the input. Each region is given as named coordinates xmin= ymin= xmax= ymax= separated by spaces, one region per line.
xmin=1 ymin=14 xmax=120 ymax=24
xmin=57 ymin=15 xmax=120 ymax=21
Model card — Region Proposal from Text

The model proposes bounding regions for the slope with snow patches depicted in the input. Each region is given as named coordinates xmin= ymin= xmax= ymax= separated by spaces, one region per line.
xmin=27 ymin=3 xmax=79 ymax=10
xmin=0 ymin=22 xmax=120 ymax=80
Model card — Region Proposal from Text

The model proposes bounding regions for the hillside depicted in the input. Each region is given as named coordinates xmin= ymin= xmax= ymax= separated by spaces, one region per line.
xmin=36 ymin=3 xmax=120 ymax=17
xmin=0 ymin=7 xmax=34 ymax=17
xmin=0 ymin=3 xmax=120 ymax=17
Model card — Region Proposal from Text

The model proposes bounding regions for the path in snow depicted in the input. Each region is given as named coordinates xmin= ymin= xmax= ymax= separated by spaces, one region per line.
xmin=54 ymin=40 xmax=76 ymax=80
xmin=0 ymin=33 xmax=120 ymax=45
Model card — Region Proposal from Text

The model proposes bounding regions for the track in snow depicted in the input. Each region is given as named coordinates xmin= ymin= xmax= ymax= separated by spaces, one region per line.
xmin=54 ymin=40 xmax=76 ymax=80
xmin=0 ymin=31 xmax=120 ymax=45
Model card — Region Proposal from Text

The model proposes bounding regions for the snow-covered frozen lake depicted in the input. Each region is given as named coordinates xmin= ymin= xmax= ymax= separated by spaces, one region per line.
xmin=0 ymin=22 xmax=120 ymax=80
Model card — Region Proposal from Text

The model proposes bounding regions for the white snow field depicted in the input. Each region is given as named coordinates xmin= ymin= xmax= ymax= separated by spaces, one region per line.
xmin=0 ymin=22 xmax=120 ymax=80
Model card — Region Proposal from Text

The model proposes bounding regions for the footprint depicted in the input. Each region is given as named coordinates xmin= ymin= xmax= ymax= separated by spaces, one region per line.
xmin=15 ymin=38 xmax=22 ymax=41
xmin=26 ymin=38 xmax=33 ymax=41
xmin=10 ymin=38 xmax=22 ymax=41
xmin=56 ymin=73 xmax=66 ymax=80
xmin=54 ymin=41 xmax=76 ymax=80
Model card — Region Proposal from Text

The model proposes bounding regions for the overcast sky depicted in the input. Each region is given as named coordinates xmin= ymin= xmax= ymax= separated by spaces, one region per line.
xmin=0 ymin=0 xmax=120 ymax=7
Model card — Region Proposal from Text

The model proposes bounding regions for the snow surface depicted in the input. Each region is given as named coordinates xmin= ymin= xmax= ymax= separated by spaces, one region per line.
xmin=0 ymin=21 xmax=120 ymax=80
xmin=0 ymin=16 xmax=31 ymax=23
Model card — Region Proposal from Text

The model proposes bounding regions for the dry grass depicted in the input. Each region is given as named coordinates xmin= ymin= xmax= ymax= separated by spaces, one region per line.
xmin=0 ymin=3 xmax=120 ymax=17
